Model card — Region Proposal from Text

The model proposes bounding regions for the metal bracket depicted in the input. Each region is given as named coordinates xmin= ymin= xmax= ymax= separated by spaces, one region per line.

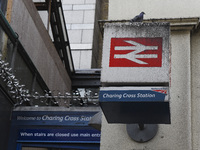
xmin=126 ymin=124 xmax=158 ymax=143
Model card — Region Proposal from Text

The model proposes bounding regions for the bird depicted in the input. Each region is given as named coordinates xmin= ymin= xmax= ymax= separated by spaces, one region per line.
xmin=130 ymin=12 xmax=145 ymax=23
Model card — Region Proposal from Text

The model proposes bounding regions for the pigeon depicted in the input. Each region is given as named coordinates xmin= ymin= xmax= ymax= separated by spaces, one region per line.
xmin=130 ymin=12 xmax=145 ymax=23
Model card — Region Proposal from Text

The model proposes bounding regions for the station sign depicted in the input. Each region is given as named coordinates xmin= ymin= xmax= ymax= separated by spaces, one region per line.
xmin=12 ymin=111 xmax=97 ymax=126
xmin=110 ymin=38 xmax=162 ymax=67
xmin=99 ymin=86 xmax=169 ymax=102
xmin=101 ymin=22 xmax=170 ymax=84
xmin=99 ymin=86 xmax=170 ymax=124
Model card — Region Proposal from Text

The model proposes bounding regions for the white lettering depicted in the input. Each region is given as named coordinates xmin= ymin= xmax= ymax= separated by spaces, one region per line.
xmin=80 ymin=116 xmax=92 ymax=121
xmin=47 ymin=133 xmax=54 ymax=137
xmin=17 ymin=116 xmax=36 ymax=121
xmin=20 ymin=132 xmax=33 ymax=136
xmin=64 ymin=115 xmax=79 ymax=121
xmin=137 ymin=93 xmax=155 ymax=98
xmin=123 ymin=93 xmax=136 ymax=98
xmin=91 ymin=133 xmax=101 ymax=137
xmin=42 ymin=115 xmax=63 ymax=122
xmin=55 ymin=133 xmax=70 ymax=137
xmin=103 ymin=93 xmax=122 ymax=99
xmin=34 ymin=133 xmax=46 ymax=137
xmin=80 ymin=133 xmax=90 ymax=137
xmin=71 ymin=133 xmax=78 ymax=137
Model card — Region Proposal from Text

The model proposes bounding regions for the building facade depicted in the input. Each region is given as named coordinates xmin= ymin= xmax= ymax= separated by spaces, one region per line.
xmin=0 ymin=0 xmax=100 ymax=149
xmin=100 ymin=0 xmax=200 ymax=150
xmin=1 ymin=0 xmax=200 ymax=150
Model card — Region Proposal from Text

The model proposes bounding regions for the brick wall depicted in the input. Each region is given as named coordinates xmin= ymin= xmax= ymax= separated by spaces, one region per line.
xmin=63 ymin=0 xmax=96 ymax=69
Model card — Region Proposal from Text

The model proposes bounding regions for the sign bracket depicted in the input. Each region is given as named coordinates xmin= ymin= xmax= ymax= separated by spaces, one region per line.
xmin=126 ymin=124 xmax=158 ymax=143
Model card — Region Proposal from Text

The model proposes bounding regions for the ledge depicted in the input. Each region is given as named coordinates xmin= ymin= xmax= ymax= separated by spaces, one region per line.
xmin=146 ymin=17 xmax=200 ymax=31
xmin=99 ymin=17 xmax=200 ymax=34
xmin=13 ymin=106 xmax=101 ymax=112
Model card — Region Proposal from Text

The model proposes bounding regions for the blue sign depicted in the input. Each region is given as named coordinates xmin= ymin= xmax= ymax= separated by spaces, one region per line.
xmin=9 ymin=111 xmax=101 ymax=150
xmin=99 ymin=87 xmax=169 ymax=102
xmin=18 ymin=128 xmax=100 ymax=143
xmin=12 ymin=111 xmax=98 ymax=126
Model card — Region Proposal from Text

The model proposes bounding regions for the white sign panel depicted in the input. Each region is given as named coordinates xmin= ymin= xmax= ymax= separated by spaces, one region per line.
xmin=101 ymin=22 xmax=170 ymax=84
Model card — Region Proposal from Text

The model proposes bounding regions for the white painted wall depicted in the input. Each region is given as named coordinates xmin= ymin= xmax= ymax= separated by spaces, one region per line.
xmin=191 ymin=28 xmax=200 ymax=150
xmin=100 ymin=30 xmax=192 ymax=150
xmin=109 ymin=0 xmax=200 ymax=20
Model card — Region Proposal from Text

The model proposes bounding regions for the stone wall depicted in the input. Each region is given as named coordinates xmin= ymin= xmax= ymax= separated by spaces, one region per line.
xmin=10 ymin=0 xmax=71 ymax=92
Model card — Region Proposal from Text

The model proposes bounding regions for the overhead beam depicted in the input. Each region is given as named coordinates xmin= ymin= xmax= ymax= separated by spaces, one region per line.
xmin=34 ymin=2 xmax=48 ymax=10
xmin=72 ymin=69 xmax=101 ymax=88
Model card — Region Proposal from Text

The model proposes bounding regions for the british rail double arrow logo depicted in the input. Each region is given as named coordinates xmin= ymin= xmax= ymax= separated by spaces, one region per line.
xmin=109 ymin=38 xmax=162 ymax=67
